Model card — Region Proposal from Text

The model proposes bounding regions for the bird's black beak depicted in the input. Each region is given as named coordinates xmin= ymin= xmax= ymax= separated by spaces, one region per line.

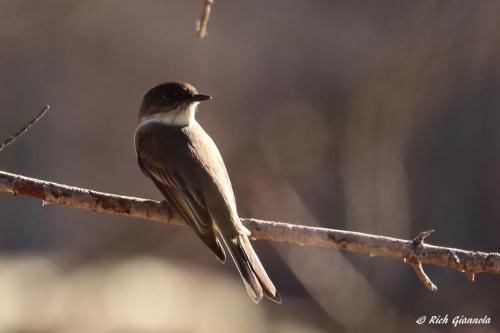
xmin=190 ymin=94 xmax=212 ymax=102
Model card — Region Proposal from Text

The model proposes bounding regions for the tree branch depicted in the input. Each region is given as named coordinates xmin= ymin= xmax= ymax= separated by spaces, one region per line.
xmin=195 ymin=0 xmax=214 ymax=39
xmin=1 ymin=169 xmax=499 ymax=290
xmin=0 ymin=106 xmax=49 ymax=152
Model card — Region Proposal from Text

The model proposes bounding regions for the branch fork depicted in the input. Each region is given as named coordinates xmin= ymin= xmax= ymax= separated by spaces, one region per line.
xmin=405 ymin=230 xmax=437 ymax=291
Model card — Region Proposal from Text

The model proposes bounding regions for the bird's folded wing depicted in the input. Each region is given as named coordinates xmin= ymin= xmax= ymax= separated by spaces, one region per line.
xmin=138 ymin=156 xmax=226 ymax=261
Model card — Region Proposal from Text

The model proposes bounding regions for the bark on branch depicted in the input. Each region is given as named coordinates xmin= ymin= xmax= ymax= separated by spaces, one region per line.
xmin=1 ymin=169 xmax=499 ymax=291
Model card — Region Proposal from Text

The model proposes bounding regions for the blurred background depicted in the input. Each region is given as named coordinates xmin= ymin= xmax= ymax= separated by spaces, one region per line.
xmin=0 ymin=1 xmax=499 ymax=332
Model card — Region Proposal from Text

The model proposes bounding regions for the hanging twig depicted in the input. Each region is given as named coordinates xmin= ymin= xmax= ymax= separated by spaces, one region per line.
xmin=196 ymin=0 xmax=214 ymax=38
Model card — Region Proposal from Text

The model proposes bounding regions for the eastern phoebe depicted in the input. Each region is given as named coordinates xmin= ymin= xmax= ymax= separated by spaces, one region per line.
xmin=134 ymin=82 xmax=280 ymax=303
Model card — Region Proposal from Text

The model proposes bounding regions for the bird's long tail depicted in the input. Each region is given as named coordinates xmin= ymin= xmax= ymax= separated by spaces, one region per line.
xmin=223 ymin=234 xmax=281 ymax=303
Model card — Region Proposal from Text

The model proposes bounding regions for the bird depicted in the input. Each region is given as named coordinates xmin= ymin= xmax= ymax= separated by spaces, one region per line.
xmin=134 ymin=81 xmax=280 ymax=303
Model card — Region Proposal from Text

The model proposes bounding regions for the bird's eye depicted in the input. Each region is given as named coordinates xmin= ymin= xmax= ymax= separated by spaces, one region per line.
xmin=161 ymin=94 xmax=173 ymax=102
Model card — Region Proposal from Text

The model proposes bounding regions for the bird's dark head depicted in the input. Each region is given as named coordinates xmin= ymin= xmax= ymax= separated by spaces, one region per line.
xmin=138 ymin=82 xmax=211 ymax=125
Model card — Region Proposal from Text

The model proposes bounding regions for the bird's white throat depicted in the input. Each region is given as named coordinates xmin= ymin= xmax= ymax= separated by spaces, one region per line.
xmin=138 ymin=102 xmax=199 ymax=128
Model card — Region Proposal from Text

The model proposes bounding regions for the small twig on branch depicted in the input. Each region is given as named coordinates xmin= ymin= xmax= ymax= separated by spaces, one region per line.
xmin=1 ymin=170 xmax=500 ymax=291
xmin=0 ymin=105 xmax=50 ymax=152
xmin=410 ymin=261 xmax=438 ymax=292
xmin=405 ymin=230 xmax=438 ymax=291
xmin=412 ymin=229 xmax=434 ymax=246
xmin=196 ymin=0 xmax=214 ymax=38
